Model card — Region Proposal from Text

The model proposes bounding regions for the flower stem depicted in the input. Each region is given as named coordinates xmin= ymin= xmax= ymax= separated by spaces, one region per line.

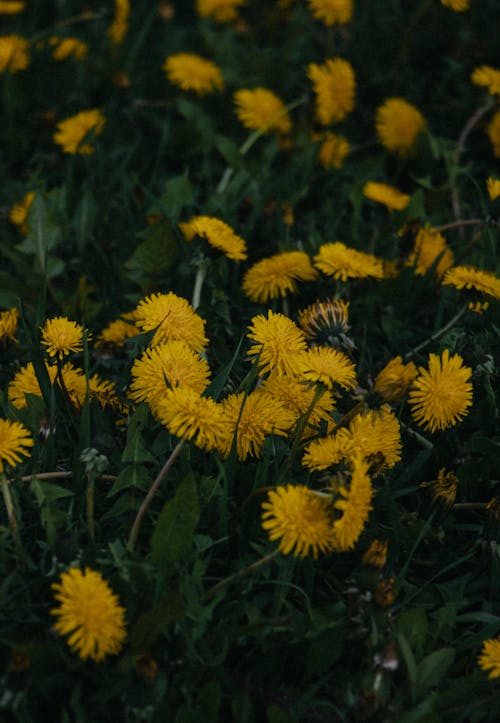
xmin=404 ymin=304 xmax=468 ymax=360
xmin=204 ymin=549 xmax=280 ymax=600
xmin=1 ymin=473 xmax=25 ymax=559
xmin=192 ymin=261 xmax=207 ymax=311
xmin=127 ymin=440 xmax=184 ymax=552
xmin=86 ymin=478 xmax=95 ymax=542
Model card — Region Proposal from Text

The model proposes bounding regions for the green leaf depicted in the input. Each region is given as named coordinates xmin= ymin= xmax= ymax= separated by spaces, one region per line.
xmin=395 ymin=608 xmax=428 ymax=651
xmin=108 ymin=465 xmax=152 ymax=496
xmin=125 ymin=219 xmax=178 ymax=276
xmin=121 ymin=405 xmax=155 ymax=464
xmin=416 ymin=647 xmax=455 ymax=698
xmin=128 ymin=592 xmax=184 ymax=651
xmin=154 ymin=174 xmax=195 ymax=221
xmin=151 ymin=473 xmax=200 ymax=572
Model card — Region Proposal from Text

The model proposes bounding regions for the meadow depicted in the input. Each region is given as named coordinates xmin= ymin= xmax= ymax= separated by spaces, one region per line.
xmin=0 ymin=0 xmax=500 ymax=720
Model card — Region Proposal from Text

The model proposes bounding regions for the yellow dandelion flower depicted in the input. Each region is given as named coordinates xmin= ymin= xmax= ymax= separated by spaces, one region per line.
xmin=49 ymin=37 xmax=88 ymax=61
xmin=9 ymin=191 xmax=35 ymax=234
xmin=347 ymin=406 xmax=402 ymax=470
xmin=488 ymin=110 xmax=500 ymax=157
xmin=297 ymin=298 xmax=352 ymax=352
xmin=262 ymin=484 xmax=335 ymax=558
xmin=261 ymin=374 xmax=335 ymax=428
xmin=314 ymin=241 xmax=384 ymax=282
xmin=0 ymin=419 xmax=33 ymax=473
xmin=302 ymin=428 xmax=352 ymax=471
xmin=242 ymin=251 xmax=317 ymax=303
xmin=0 ymin=2 xmax=26 ymax=14
xmin=108 ymin=0 xmax=130 ymax=44
xmin=53 ymin=109 xmax=105 ymax=155
xmin=0 ymin=308 xmax=19 ymax=345
xmin=374 ymin=355 xmax=418 ymax=404
xmin=409 ymin=349 xmax=473 ymax=433
xmin=133 ymin=292 xmax=208 ymax=351
xmin=88 ymin=373 xmax=121 ymax=411
xmin=478 ymin=637 xmax=500 ymax=679
xmin=297 ymin=346 xmax=357 ymax=391
xmin=234 ymin=88 xmax=292 ymax=135
xmin=96 ymin=315 xmax=138 ymax=350
xmin=246 ymin=311 xmax=307 ymax=377
xmin=306 ymin=0 xmax=352 ymax=25
xmin=129 ymin=341 xmax=211 ymax=416
xmin=332 ymin=455 xmax=373 ymax=552
xmin=58 ymin=363 xmax=88 ymax=409
xmin=179 ymin=215 xmax=247 ymax=260
xmin=362 ymin=539 xmax=388 ymax=569
xmin=164 ymin=53 xmax=224 ymax=95
xmin=472 ymin=66 xmax=500 ymax=96
xmin=375 ymin=98 xmax=426 ymax=155
xmin=156 ymin=387 xmax=227 ymax=453
xmin=8 ymin=362 xmax=53 ymax=409
xmin=308 ymin=57 xmax=356 ymax=126
xmin=362 ymin=181 xmax=410 ymax=211
xmin=487 ymin=178 xmax=500 ymax=201
xmin=406 ymin=225 xmax=454 ymax=279
xmin=51 ymin=567 xmax=126 ymax=662
xmin=196 ymin=0 xmax=245 ymax=22
xmin=421 ymin=468 xmax=458 ymax=508
xmin=221 ymin=389 xmax=296 ymax=460
xmin=468 ymin=300 xmax=489 ymax=314
xmin=0 ymin=35 xmax=29 ymax=73
xmin=442 ymin=265 xmax=500 ymax=300
xmin=440 ymin=0 xmax=468 ymax=10
xmin=316 ymin=132 xmax=350 ymax=169
xmin=40 ymin=317 xmax=85 ymax=359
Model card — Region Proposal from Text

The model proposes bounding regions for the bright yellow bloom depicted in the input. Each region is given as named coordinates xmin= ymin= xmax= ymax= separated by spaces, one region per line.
xmin=488 ymin=110 xmax=500 ymax=157
xmin=262 ymin=485 xmax=335 ymax=558
xmin=9 ymin=191 xmax=35 ymax=234
xmin=442 ymin=265 xmax=500 ymax=300
xmin=157 ymin=387 xmax=227 ymax=453
xmin=487 ymin=178 xmax=500 ymax=201
xmin=314 ymin=241 xmax=384 ymax=281
xmin=51 ymin=567 xmax=126 ymax=662
xmin=179 ymin=216 xmax=247 ymax=260
xmin=221 ymin=389 xmax=296 ymax=460
xmin=406 ymin=225 xmax=454 ymax=279
xmin=49 ymin=37 xmax=88 ymax=61
xmin=306 ymin=0 xmax=352 ymax=25
xmin=88 ymin=374 xmax=121 ymax=411
xmin=297 ymin=346 xmax=357 ymax=390
xmin=0 ymin=2 xmax=26 ymax=14
xmin=242 ymin=251 xmax=317 ymax=302
xmin=129 ymin=341 xmax=211 ymax=416
xmin=196 ymin=0 xmax=246 ymax=22
xmin=409 ymin=349 xmax=473 ymax=433
xmin=234 ymin=88 xmax=292 ymax=135
xmin=440 ymin=0 xmax=468 ymax=10
xmin=0 ymin=35 xmax=29 ymax=73
xmin=317 ymin=132 xmax=350 ymax=169
xmin=421 ymin=468 xmax=458 ymax=508
xmin=41 ymin=317 xmax=85 ymax=359
xmin=261 ymin=374 xmax=335 ymax=428
xmin=308 ymin=57 xmax=356 ymax=125
xmin=332 ymin=455 xmax=373 ymax=552
xmin=9 ymin=362 xmax=56 ymax=409
xmin=0 ymin=308 xmax=19 ymax=345
xmin=246 ymin=311 xmax=307 ymax=377
xmin=478 ymin=637 xmax=500 ymax=679
xmin=53 ymin=109 xmax=105 ymax=155
xmin=133 ymin=292 xmax=208 ymax=351
xmin=472 ymin=66 xmax=500 ymax=96
xmin=347 ymin=406 xmax=402 ymax=470
xmin=108 ymin=0 xmax=130 ymax=44
xmin=375 ymin=98 xmax=426 ymax=155
xmin=302 ymin=428 xmax=352 ymax=471
xmin=374 ymin=356 xmax=418 ymax=404
xmin=362 ymin=182 xmax=410 ymax=211
xmin=362 ymin=539 xmax=388 ymax=569
xmin=96 ymin=314 xmax=138 ymax=349
xmin=0 ymin=419 xmax=33 ymax=473
xmin=164 ymin=54 xmax=224 ymax=95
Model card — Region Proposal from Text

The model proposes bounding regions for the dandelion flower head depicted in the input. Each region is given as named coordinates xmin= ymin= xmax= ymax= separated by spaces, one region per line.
xmin=51 ymin=567 xmax=126 ymax=662
xmin=314 ymin=241 xmax=384 ymax=281
xmin=246 ymin=311 xmax=307 ymax=377
xmin=442 ymin=265 xmax=500 ymax=300
xmin=196 ymin=0 xmax=246 ymax=22
xmin=331 ymin=454 xmax=373 ymax=551
xmin=408 ymin=349 xmax=473 ymax=433
xmin=261 ymin=374 xmax=335 ymax=428
xmin=179 ymin=215 xmax=247 ymax=260
xmin=9 ymin=191 xmax=34 ymax=233
xmin=316 ymin=132 xmax=350 ymax=169
xmin=308 ymin=57 xmax=356 ymax=125
xmin=306 ymin=0 xmax=353 ymax=26
xmin=472 ymin=66 xmax=500 ymax=96
xmin=41 ymin=317 xmax=85 ymax=359
xmin=297 ymin=298 xmax=351 ymax=349
xmin=53 ymin=109 xmax=105 ymax=155
xmin=242 ymin=251 xmax=317 ymax=303
xmin=49 ymin=36 xmax=88 ymax=61
xmin=96 ymin=314 xmax=138 ymax=350
xmin=0 ymin=2 xmax=26 ymax=14
xmin=133 ymin=292 xmax=208 ymax=351
xmin=302 ymin=428 xmax=352 ymax=471
xmin=0 ymin=308 xmax=19 ymax=345
xmin=0 ymin=35 xmax=29 ymax=73
xmin=421 ymin=468 xmax=458 ymax=508
xmin=406 ymin=225 xmax=454 ymax=279
xmin=487 ymin=178 xmax=500 ymax=201
xmin=347 ymin=406 xmax=402 ymax=470
xmin=440 ymin=0 xmax=469 ymax=10
xmin=374 ymin=355 xmax=418 ymax=404
xmin=362 ymin=182 xmax=410 ymax=211
xmin=375 ymin=97 xmax=426 ymax=155
xmin=234 ymin=88 xmax=292 ymax=135
xmin=297 ymin=346 xmax=357 ymax=390
xmin=157 ymin=387 xmax=227 ymax=453
xmin=262 ymin=484 xmax=335 ymax=558
xmin=108 ymin=0 xmax=130 ymax=44
xmin=164 ymin=53 xmax=224 ymax=95
xmin=0 ymin=418 xmax=33 ymax=473
xmin=478 ymin=637 xmax=500 ymax=679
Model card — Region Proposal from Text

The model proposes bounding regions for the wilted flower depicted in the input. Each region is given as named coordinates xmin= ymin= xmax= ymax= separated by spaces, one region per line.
xmin=374 ymin=578 xmax=396 ymax=607
xmin=298 ymin=298 xmax=351 ymax=349
xmin=362 ymin=539 xmax=388 ymax=569
xmin=421 ymin=468 xmax=458 ymax=508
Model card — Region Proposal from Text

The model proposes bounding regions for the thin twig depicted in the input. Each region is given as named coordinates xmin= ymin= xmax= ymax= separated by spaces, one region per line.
xmin=204 ymin=549 xmax=280 ymax=600
xmin=6 ymin=471 xmax=117 ymax=485
xmin=433 ymin=219 xmax=483 ymax=233
xmin=404 ymin=304 xmax=468 ymax=360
